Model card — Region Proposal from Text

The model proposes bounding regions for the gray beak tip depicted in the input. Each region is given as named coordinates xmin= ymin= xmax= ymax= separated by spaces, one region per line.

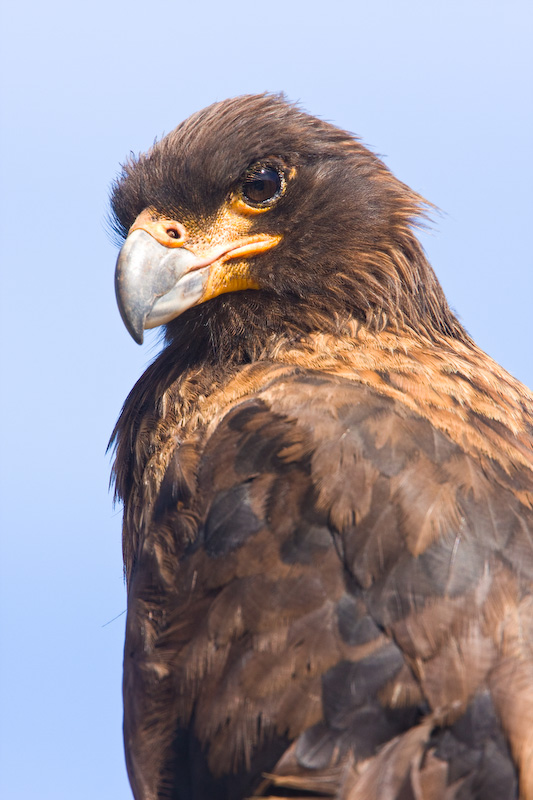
xmin=115 ymin=272 xmax=146 ymax=344
xmin=129 ymin=326 xmax=144 ymax=346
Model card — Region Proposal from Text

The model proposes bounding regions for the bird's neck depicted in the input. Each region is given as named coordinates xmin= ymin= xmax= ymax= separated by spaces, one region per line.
xmin=112 ymin=314 xmax=533 ymax=517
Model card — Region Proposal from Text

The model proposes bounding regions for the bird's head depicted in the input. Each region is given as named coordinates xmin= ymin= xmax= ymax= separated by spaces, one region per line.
xmin=111 ymin=94 xmax=465 ymax=356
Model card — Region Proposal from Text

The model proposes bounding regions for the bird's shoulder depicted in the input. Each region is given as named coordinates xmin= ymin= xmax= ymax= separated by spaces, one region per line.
xmin=116 ymin=325 xmax=533 ymax=546
xmin=119 ymin=328 xmax=533 ymax=799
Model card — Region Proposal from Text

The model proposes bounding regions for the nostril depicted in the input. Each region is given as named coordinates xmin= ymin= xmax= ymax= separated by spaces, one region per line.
xmin=163 ymin=221 xmax=187 ymax=242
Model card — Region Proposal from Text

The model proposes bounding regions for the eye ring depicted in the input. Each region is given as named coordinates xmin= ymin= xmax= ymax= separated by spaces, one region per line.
xmin=240 ymin=164 xmax=285 ymax=208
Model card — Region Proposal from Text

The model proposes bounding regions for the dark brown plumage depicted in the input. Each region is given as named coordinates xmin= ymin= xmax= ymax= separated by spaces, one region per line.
xmin=110 ymin=94 xmax=533 ymax=800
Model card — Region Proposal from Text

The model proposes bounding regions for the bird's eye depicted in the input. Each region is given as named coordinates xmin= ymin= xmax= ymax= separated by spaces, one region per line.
xmin=241 ymin=165 xmax=283 ymax=207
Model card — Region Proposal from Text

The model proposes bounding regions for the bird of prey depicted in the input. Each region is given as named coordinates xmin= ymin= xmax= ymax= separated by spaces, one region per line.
xmin=110 ymin=94 xmax=533 ymax=800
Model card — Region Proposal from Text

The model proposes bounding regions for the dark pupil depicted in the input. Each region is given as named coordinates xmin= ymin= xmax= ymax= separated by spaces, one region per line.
xmin=243 ymin=167 xmax=281 ymax=204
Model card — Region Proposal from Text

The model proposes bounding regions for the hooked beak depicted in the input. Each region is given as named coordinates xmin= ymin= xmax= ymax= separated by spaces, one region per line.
xmin=114 ymin=214 xmax=280 ymax=344
xmin=115 ymin=230 xmax=207 ymax=344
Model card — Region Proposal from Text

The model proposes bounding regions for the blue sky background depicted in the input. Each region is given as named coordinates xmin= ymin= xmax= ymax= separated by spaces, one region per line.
xmin=1 ymin=1 xmax=531 ymax=798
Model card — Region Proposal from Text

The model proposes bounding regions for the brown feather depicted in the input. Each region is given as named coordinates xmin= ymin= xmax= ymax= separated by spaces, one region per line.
xmin=110 ymin=95 xmax=533 ymax=800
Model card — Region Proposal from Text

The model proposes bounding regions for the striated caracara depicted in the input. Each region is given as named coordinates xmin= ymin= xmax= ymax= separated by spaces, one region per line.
xmin=110 ymin=94 xmax=533 ymax=800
